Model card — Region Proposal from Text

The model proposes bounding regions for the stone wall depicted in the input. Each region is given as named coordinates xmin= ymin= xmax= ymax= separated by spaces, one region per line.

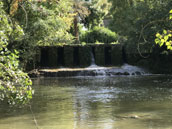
xmin=38 ymin=44 xmax=123 ymax=68
xmin=48 ymin=47 xmax=58 ymax=67
xmin=79 ymin=46 xmax=92 ymax=67
xmin=95 ymin=46 xmax=105 ymax=66
xmin=111 ymin=44 xmax=123 ymax=66
xmin=64 ymin=46 xmax=74 ymax=67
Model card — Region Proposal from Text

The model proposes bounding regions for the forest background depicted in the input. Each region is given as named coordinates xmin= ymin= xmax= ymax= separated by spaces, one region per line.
xmin=1 ymin=0 xmax=172 ymax=104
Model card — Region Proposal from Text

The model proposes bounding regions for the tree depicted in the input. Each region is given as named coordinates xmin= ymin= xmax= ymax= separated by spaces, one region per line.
xmin=155 ymin=10 xmax=172 ymax=50
xmin=3 ymin=0 xmax=75 ymax=69
xmin=109 ymin=0 xmax=172 ymax=55
xmin=72 ymin=0 xmax=89 ymax=43
xmin=0 ymin=1 xmax=33 ymax=105
xmin=84 ymin=0 xmax=112 ymax=29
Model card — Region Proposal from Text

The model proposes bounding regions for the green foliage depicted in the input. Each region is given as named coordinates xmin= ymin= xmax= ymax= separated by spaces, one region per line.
xmin=84 ymin=0 xmax=112 ymax=29
xmin=109 ymin=0 xmax=172 ymax=54
xmin=155 ymin=10 xmax=172 ymax=50
xmin=80 ymin=26 xmax=118 ymax=43
xmin=0 ymin=1 xmax=33 ymax=105
xmin=72 ymin=0 xmax=90 ymax=43
xmin=3 ymin=0 xmax=75 ymax=69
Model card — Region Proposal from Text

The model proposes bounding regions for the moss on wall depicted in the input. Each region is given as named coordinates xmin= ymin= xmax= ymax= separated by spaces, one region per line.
xmin=38 ymin=44 xmax=123 ymax=68
xmin=111 ymin=45 xmax=123 ymax=66
xmin=64 ymin=46 xmax=74 ymax=67
xmin=40 ymin=47 xmax=49 ymax=67
xmin=48 ymin=47 xmax=57 ymax=67
xmin=35 ymin=48 xmax=41 ymax=65
xmin=95 ymin=46 xmax=105 ymax=66
xmin=57 ymin=47 xmax=64 ymax=66
xmin=79 ymin=46 xmax=91 ymax=67
xmin=126 ymin=54 xmax=142 ymax=65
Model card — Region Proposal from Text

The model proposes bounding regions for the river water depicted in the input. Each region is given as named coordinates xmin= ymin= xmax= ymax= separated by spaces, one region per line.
xmin=1 ymin=75 xmax=172 ymax=129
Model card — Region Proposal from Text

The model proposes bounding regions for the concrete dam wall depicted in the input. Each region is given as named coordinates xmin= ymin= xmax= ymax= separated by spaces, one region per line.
xmin=38 ymin=44 xmax=124 ymax=68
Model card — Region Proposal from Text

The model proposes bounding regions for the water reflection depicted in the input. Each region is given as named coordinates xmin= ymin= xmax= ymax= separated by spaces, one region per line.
xmin=1 ymin=75 xmax=172 ymax=129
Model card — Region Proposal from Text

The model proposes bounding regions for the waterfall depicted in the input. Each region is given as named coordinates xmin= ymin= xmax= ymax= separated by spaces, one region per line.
xmin=81 ymin=63 xmax=149 ymax=76
xmin=90 ymin=51 xmax=96 ymax=65
xmin=121 ymin=64 xmax=146 ymax=75
xmin=89 ymin=48 xmax=98 ymax=67
xmin=114 ymin=64 xmax=149 ymax=75
xmin=82 ymin=48 xmax=149 ymax=76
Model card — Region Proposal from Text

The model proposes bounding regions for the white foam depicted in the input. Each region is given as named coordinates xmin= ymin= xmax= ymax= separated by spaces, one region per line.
xmin=82 ymin=64 xmax=149 ymax=76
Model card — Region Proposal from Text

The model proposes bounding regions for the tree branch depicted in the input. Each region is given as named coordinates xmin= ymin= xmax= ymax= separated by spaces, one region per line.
xmin=137 ymin=19 xmax=168 ymax=58
xmin=19 ymin=3 xmax=28 ymax=29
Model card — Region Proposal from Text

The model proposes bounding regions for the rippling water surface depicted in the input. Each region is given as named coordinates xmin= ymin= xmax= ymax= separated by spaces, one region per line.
xmin=1 ymin=75 xmax=172 ymax=129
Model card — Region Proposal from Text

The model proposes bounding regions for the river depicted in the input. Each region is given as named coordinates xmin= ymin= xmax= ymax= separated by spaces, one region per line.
xmin=1 ymin=75 xmax=172 ymax=129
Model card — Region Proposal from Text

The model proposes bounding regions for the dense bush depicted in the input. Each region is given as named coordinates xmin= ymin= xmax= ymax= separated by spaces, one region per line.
xmin=80 ymin=26 xmax=118 ymax=43
xmin=109 ymin=1 xmax=172 ymax=54
xmin=3 ymin=0 xmax=74 ymax=70
xmin=0 ymin=2 xmax=33 ymax=105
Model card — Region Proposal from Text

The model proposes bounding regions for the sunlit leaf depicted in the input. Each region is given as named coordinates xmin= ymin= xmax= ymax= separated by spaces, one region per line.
xmin=169 ymin=10 xmax=172 ymax=14
xmin=163 ymin=30 xmax=167 ymax=34
xmin=156 ymin=33 xmax=160 ymax=38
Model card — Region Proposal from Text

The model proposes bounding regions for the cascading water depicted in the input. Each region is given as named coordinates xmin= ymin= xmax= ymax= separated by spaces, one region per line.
xmin=121 ymin=64 xmax=147 ymax=75
xmin=85 ymin=50 xmax=106 ymax=76
xmin=107 ymin=64 xmax=149 ymax=76
xmin=81 ymin=63 xmax=149 ymax=76
xmin=79 ymin=49 xmax=149 ymax=76
xmin=39 ymin=63 xmax=149 ymax=77
xmin=89 ymin=50 xmax=97 ymax=67
xmin=88 ymin=47 xmax=101 ymax=68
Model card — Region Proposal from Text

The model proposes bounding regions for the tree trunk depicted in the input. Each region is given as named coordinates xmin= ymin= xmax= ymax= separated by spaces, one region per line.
xmin=74 ymin=16 xmax=80 ymax=44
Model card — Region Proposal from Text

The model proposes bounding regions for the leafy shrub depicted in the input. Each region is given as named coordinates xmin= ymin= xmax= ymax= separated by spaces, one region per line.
xmin=0 ymin=2 xmax=33 ymax=105
xmin=80 ymin=26 xmax=118 ymax=43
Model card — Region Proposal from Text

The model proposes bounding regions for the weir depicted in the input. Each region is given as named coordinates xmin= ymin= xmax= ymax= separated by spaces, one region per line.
xmin=38 ymin=44 xmax=123 ymax=68
xmin=30 ymin=44 xmax=149 ymax=77
xmin=90 ymin=47 xmax=96 ymax=67
xmin=37 ymin=64 xmax=149 ymax=77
